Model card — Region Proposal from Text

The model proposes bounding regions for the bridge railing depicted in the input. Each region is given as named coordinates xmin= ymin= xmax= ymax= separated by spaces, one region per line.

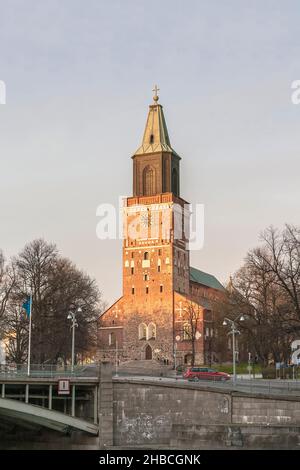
xmin=114 ymin=371 xmax=300 ymax=396
xmin=0 ymin=363 xmax=99 ymax=378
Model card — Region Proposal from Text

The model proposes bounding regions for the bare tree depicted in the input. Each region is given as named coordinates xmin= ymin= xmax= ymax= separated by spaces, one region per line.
xmin=2 ymin=239 xmax=105 ymax=365
xmin=214 ymin=225 xmax=300 ymax=366
xmin=0 ymin=250 xmax=16 ymax=324
xmin=182 ymin=301 xmax=202 ymax=366
xmin=3 ymin=301 xmax=28 ymax=364
xmin=249 ymin=225 xmax=300 ymax=330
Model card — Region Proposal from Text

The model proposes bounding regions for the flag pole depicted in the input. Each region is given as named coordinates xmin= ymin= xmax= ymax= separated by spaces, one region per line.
xmin=27 ymin=294 xmax=32 ymax=377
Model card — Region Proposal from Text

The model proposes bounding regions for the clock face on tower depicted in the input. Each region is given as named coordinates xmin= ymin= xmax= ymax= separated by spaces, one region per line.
xmin=140 ymin=213 xmax=152 ymax=228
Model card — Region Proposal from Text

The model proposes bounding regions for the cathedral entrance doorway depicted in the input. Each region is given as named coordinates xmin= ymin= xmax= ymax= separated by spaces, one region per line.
xmin=145 ymin=344 xmax=152 ymax=360
xmin=184 ymin=353 xmax=193 ymax=365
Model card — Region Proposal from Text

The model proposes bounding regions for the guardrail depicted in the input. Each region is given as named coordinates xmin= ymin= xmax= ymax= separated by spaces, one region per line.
xmin=0 ymin=363 xmax=99 ymax=378
xmin=114 ymin=371 xmax=300 ymax=397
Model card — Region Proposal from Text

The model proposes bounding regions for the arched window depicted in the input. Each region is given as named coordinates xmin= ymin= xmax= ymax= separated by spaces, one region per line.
xmin=172 ymin=168 xmax=179 ymax=196
xmin=108 ymin=332 xmax=115 ymax=346
xmin=144 ymin=252 xmax=149 ymax=260
xmin=138 ymin=323 xmax=147 ymax=340
xmin=148 ymin=322 xmax=156 ymax=340
xmin=183 ymin=323 xmax=192 ymax=340
xmin=143 ymin=165 xmax=155 ymax=196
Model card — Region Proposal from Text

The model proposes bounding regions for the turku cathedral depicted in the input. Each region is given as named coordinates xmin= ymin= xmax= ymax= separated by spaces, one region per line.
xmin=98 ymin=88 xmax=224 ymax=366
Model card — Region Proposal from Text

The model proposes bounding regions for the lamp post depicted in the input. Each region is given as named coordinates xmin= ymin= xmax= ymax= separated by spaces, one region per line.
xmin=223 ymin=314 xmax=245 ymax=385
xmin=115 ymin=339 xmax=119 ymax=377
xmin=67 ymin=307 xmax=81 ymax=373
xmin=174 ymin=335 xmax=181 ymax=371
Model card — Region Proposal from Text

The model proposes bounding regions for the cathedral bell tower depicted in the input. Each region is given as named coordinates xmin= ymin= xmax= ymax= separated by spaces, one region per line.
xmin=123 ymin=87 xmax=190 ymax=301
xmin=132 ymin=86 xmax=181 ymax=197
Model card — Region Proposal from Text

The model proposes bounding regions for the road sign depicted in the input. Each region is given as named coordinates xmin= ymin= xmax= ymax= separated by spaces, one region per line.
xmin=58 ymin=379 xmax=70 ymax=395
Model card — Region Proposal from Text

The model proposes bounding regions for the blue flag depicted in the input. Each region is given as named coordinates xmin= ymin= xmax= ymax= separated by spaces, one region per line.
xmin=22 ymin=296 xmax=31 ymax=319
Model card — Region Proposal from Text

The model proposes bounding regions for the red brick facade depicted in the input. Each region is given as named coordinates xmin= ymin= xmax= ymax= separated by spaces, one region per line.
xmin=97 ymin=95 xmax=224 ymax=366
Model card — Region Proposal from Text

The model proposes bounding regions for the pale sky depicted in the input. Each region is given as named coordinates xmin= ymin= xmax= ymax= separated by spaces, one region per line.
xmin=0 ymin=0 xmax=300 ymax=304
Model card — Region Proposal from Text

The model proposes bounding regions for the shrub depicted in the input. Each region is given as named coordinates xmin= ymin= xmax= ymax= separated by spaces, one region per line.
xmin=261 ymin=367 xmax=276 ymax=379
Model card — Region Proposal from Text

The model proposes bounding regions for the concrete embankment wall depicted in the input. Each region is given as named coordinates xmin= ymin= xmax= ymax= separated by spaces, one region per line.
xmin=113 ymin=378 xmax=300 ymax=449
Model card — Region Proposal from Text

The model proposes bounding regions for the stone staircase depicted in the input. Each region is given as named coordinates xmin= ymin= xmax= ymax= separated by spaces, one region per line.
xmin=117 ymin=359 xmax=174 ymax=377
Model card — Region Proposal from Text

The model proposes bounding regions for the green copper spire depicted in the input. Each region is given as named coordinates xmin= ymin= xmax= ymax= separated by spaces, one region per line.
xmin=133 ymin=86 xmax=180 ymax=158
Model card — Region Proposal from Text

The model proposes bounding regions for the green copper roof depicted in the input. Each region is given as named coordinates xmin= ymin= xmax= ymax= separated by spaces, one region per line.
xmin=133 ymin=101 xmax=180 ymax=158
xmin=189 ymin=267 xmax=225 ymax=291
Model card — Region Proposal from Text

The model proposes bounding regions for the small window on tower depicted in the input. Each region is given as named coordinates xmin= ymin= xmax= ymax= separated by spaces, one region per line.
xmin=109 ymin=332 xmax=115 ymax=346
xmin=150 ymin=134 xmax=154 ymax=144
xmin=158 ymin=265 xmax=161 ymax=273
xmin=158 ymin=249 xmax=162 ymax=256
xmin=146 ymin=286 xmax=149 ymax=294
xmin=131 ymin=252 xmax=134 ymax=258
xmin=144 ymin=252 xmax=149 ymax=260
xmin=132 ymin=287 xmax=135 ymax=295
xmin=131 ymin=267 xmax=134 ymax=275
xmin=160 ymin=285 xmax=163 ymax=293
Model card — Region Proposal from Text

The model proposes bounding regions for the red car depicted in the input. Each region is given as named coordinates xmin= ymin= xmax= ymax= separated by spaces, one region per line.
xmin=183 ymin=367 xmax=231 ymax=382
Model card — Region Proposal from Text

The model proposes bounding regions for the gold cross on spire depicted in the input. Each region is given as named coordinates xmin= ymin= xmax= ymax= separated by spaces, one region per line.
xmin=152 ymin=84 xmax=160 ymax=103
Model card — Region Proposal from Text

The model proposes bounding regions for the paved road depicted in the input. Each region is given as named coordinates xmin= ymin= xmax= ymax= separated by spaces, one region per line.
xmin=114 ymin=374 xmax=300 ymax=397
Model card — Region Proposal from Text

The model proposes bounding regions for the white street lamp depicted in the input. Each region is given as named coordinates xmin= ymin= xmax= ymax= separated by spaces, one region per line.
xmin=67 ymin=307 xmax=81 ymax=373
xmin=223 ymin=314 xmax=245 ymax=385
xmin=174 ymin=335 xmax=181 ymax=371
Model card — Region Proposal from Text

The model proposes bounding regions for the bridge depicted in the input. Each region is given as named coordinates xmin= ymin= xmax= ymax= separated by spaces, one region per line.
xmin=0 ymin=365 xmax=100 ymax=440
xmin=1 ymin=362 xmax=300 ymax=449
xmin=0 ymin=398 xmax=98 ymax=434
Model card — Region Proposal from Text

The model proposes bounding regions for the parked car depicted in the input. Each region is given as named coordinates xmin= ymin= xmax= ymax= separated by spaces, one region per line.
xmin=183 ymin=367 xmax=231 ymax=382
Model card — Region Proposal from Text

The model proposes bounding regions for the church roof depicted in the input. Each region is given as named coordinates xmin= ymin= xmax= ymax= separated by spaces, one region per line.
xmin=133 ymin=89 xmax=180 ymax=158
xmin=189 ymin=267 xmax=225 ymax=292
